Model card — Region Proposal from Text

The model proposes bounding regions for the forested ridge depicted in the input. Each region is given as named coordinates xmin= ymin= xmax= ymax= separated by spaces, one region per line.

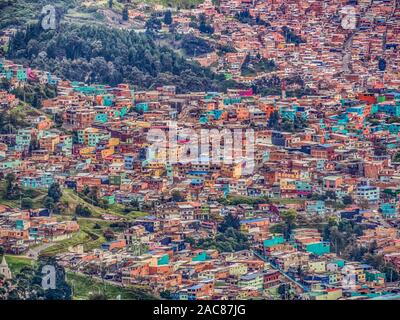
xmin=0 ymin=0 xmax=78 ymax=29
xmin=7 ymin=23 xmax=238 ymax=93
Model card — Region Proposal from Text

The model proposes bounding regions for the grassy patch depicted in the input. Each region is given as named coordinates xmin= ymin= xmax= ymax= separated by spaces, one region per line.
xmin=61 ymin=188 xmax=148 ymax=220
xmin=4 ymin=255 xmax=36 ymax=274
xmin=270 ymin=198 xmax=307 ymax=205
xmin=41 ymin=218 xmax=116 ymax=256
xmin=0 ymin=181 xmax=47 ymax=210
xmin=66 ymin=271 xmax=156 ymax=300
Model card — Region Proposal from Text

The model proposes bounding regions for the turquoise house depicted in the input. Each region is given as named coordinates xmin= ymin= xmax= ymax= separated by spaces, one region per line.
xmin=264 ymin=235 xmax=285 ymax=248
xmin=157 ymin=254 xmax=170 ymax=265
xmin=223 ymin=97 xmax=241 ymax=105
xmin=380 ymin=203 xmax=397 ymax=218
xmin=136 ymin=102 xmax=149 ymax=113
xmin=21 ymin=173 xmax=54 ymax=189
xmin=192 ymin=251 xmax=207 ymax=262
xmin=0 ymin=160 xmax=21 ymax=170
xmin=103 ymin=95 xmax=114 ymax=106
xmin=17 ymin=68 xmax=27 ymax=81
xmin=16 ymin=129 xmax=32 ymax=148
xmin=95 ymin=113 xmax=108 ymax=123
xmin=306 ymin=201 xmax=326 ymax=215
xmin=306 ymin=242 xmax=330 ymax=256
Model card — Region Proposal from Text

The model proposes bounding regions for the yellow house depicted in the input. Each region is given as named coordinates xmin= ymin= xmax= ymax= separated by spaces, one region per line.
xmin=308 ymin=261 xmax=326 ymax=273
xmin=279 ymin=178 xmax=296 ymax=191
xmin=229 ymin=263 xmax=248 ymax=277
xmin=101 ymin=146 xmax=114 ymax=159
xmin=310 ymin=288 xmax=343 ymax=300
xmin=108 ymin=137 xmax=120 ymax=147
xmin=79 ymin=146 xmax=95 ymax=156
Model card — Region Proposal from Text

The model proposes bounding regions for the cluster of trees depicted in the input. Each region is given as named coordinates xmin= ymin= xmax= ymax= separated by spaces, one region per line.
xmin=0 ymin=0 xmax=77 ymax=29
xmin=181 ymin=35 xmax=213 ymax=57
xmin=323 ymin=217 xmax=364 ymax=256
xmin=0 ymin=104 xmax=29 ymax=134
xmin=342 ymin=240 xmax=400 ymax=282
xmin=192 ymin=213 xmax=249 ymax=252
xmin=234 ymin=10 xmax=270 ymax=27
xmin=268 ymin=210 xmax=299 ymax=239
xmin=145 ymin=13 xmax=163 ymax=33
xmin=252 ymin=75 xmax=315 ymax=98
xmin=2 ymin=174 xmax=21 ymax=201
xmin=277 ymin=283 xmax=296 ymax=300
xmin=373 ymin=140 xmax=388 ymax=157
xmin=217 ymin=195 xmax=270 ymax=206
xmin=309 ymin=192 xmax=353 ymax=206
xmin=8 ymin=23 xmax=237 ymax=93
xmin=1 ymin=174 xmax=57 ymax=211
xmin=281 ymin=26 xmax=306 ymax=45
xmin=267 ymin=110 xmax=308 ymax=133
xmin=0 ymin=257 xmax=72 ymax=300
xmin=241 ymin=54 xmax=276 ymax=76
xmin=11 ymin=82 xmax=57 ymax=109
xmin=80 ymin=186 xmax=108 ymax=209
xmin=75 ymin=204 xmax=92 ymax=217
xmin=43 ymin=183 xmax=64 ymax=214
xmin=189 ymin=14 xmax=214 ymax=34
xmin=171 ymin=190 xmax=185 ymax=202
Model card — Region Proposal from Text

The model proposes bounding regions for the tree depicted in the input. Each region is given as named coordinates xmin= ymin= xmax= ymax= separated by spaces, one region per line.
xmin=342 ymin=195 xmax=353 ymax=205
xmin=43 ymin=196 xmax=55 ymax=212
xmin=373 ymin=141 xmax=387 ymax=156
xmin=0 ymin=246 xmax=4 ymax=257
xmin=122 ymin=6 xmax=129 ymax=21
xmin=7 ymin=23 xmax=236 ymax=93
xmin=393 ymin=152 xmax=400 ymax=163
xmin=378 ymin=58 xmax=386 ymax=72
xmin=171 ymin=190 xmax=185 ymax=202
xmin=108 ymin=0 xmax=113 ymax=8
xmin=103 ymin=228 xmax=115 ymax=241
xmin=48 ymin=182 xmax=62 ymax=203
xmin=278 ymin=283 xmax=294 ymax=300
xmin=94 ymin=223 xmax=102 ymax=230
xmin=359 ymin=199 xmax=370 ymax=210
xmin=282 ymin=26 xmax=305 ymax=45
xmin=164 ymin=10 xmax=173 ymax=25
xmin=198 ymin=14 xmax=214 ymax=34
xmin=4 ymin=173 xmax=20 ymax=200
xmin=181 ymin=35 xmax=213 ymax=57
xmin=267 ymin=110 xmax=280 ymax=130
xmin=218 ymin=213 xmax=240 ymax=233
xmin=281 ymin=210 xmax=297 ymax=239
xmin=145 ymin=16 xmax=162 ymax=33
xmin=160 ymin=290 xmax=172 ymax=299
xmin=75 ymin=204 xmax=91 ymax=217
xmin=21 ymin=197 xmax=33 ymax=210
xmin=89 ymin=293 xmax=108 ymax=300
xmin=5 ymin=256 xmax=71 ymax=300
